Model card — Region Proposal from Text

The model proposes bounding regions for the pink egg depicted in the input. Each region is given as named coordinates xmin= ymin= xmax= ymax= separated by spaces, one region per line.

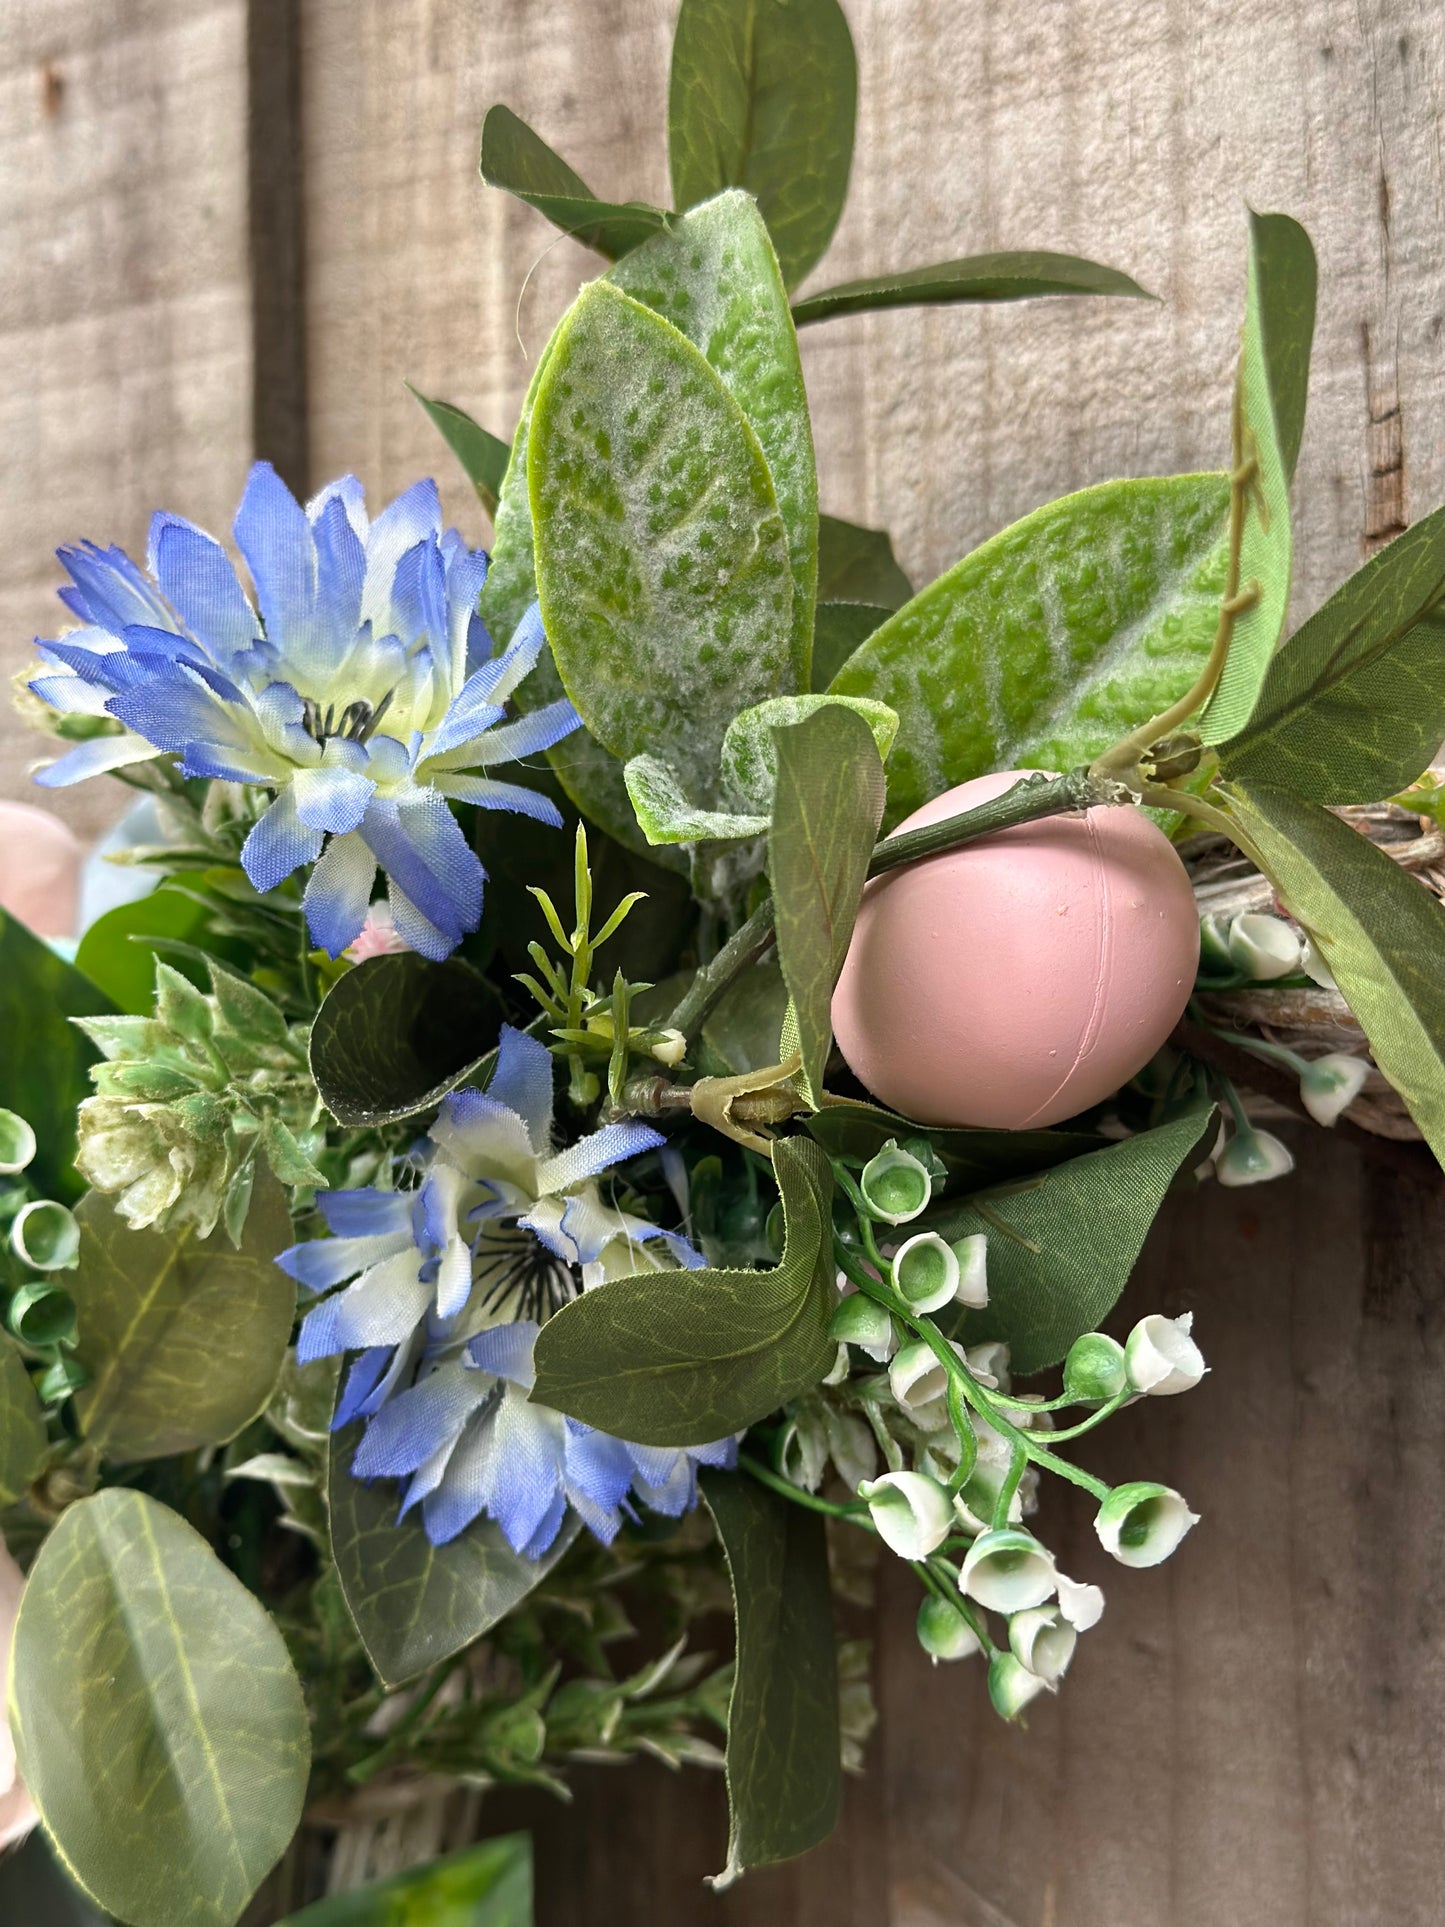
xmin=831 ymin=770 xmax=1200 ymax=1130
xmin=0 ymin=801 xmax=81 ymax=939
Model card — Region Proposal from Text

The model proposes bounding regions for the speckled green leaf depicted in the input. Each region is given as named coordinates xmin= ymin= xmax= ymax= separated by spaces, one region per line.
xmin=532 ymin=1136 xmax=835 ymax=1445
xmin=72 ymin=1172 xmax=295 ymax=1462
xmin=831 ymin=475 xmax=1230 ymax=829
xmin=1225 ymin=782 xmax=1445 ymax=1169
xmin=0 ymin=1343 xmax=45 ymax=1505
xmin=1202 ymin=211 xmax=1316 ymax=741
xmin=816 ymin=515 xmax=912 ymax=610
xmin=668 ymin=0 xmax=856 ymax=290
xmin=701 ymin=1468 xmax=839 ymax=1886
xmin=10 ymin=1488 xmax=309 ymax=1927
xmin=328 ymin=1416 xmax=576 ymax=1688
xmin=928 ymin=1113 xmax=1213 ymax=1374
xmin=792 ymin=249 xmax=1151 ymax=326
xmin=770 ymin=707 xmax=887 ymax=1102
xmin=277 ymin=1837 xmax=533 ymax=1927
xmin=479 ymin=104 xmax=671 ymax=259
xmin=613 ymin=191 xmax=817 ymax=685
xmin=0 ymin=909 xmax=113 ymax=1204
xmin=529 ymin=280 xmax=794 ymax=804
xmin=310 ymin=954 xmax=499 ymax=1128
xmin=624 ymin=756 xmax=769 ymax=845
xmin=1218 ymin=503 xmax=1445 ymax=801
xmin=407 ymin=384 xmax=509 ymax=519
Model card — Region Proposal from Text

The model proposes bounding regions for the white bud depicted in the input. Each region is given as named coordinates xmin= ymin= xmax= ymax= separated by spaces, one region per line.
xmin=1298 ymin=1052 xmax=1370 ymax=1127
xmin=1055 ymin=1572 xmax=1105 ymax=1631
xmin=951 ymin=1232 xmax=989 ymax=1308
xmin=859 ymin=1142 xmax=933 ymax=1225
xmin=960 ymin=1528 xmax=1057 ymax=1612
xmin=964 ymin=1340 xmax=1011 ymax=1392
xmin=1009 ymin=1606 xmax=1077 ymax=1684
xmin=821 ymin=1343 xmax=850 ymax=1387
xmin=1094 ymin=1481 xmax=1198 ymax=1568
xmin=0 ymin=1110 xmax=36 ymax=1177
xmin=1228 ymin=911 xmax=1302 ymax=981
xmin=1124 ymin=1312 xmax=1206 ymax=1396
xmin=777 ymin=1415 xmax=829 ymax=1494
xmin=824 ymin=1407 xmax=877 ymax=1493
xmin=988 ymin=1651 xmax=1052 ymax=1720
xmin=859 ymin=1471 xmax=953 ymax=1559
xmin=1299 ymin=934 xmax=1336 ymax=989
xmin=916 ymin=1592 xmax=981 ymax=1663
xmin=892 ymin=1232 xmax=960 ymax=1315
xmin=830 ymin=1289 xmax=897 ymax=1362
xmin=888 ymin=1337 xmax=956 ymax=1413
xmin=648 ymin=1028 xmax=687 ymax=1066
xmin=1215 ymin=1125 xmax=1295 ymax=1187
xmin=9 ymin=1200 xmax=80 ymax=1273
xmin=1198 ymin=913 xmax=1233 ymax=976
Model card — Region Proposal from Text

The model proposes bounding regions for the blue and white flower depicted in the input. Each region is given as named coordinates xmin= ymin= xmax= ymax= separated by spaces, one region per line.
xmin=28 ymin=463 xmax=579 ymax=959
xmin=279 ymin=1027 xmax=732 ymax=1551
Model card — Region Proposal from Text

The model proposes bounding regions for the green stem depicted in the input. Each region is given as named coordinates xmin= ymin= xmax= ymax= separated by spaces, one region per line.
xmin=991 ymin=1443 xmax=1029 ymax=1531
xmin=866 ymin=768 xmax=1130 ymax=877
xmin=738 ymin=1452 xmax=875 ymax=1527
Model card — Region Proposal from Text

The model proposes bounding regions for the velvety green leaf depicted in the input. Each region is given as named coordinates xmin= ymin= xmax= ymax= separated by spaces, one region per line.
xmin=805 ymin=1101 xmax=1100 ymax=1190
xmin=613 ymin=191 xmax=817 ymax=686
xmin=1202 ymin=211 xmax=1316 ymax=741
xmin=0 ymin=1343 xmax=45 ymax=1505
xmin=816 ymin=514 xmax=912 ymax=610
xmin=1224 ymin=782 xmax=1445 ymax=1167
xmin=1217 ymin=504 xmax=1445 ymax=801
xmin=532 ymin=1136 xmax=836 ymax=1445
xmin=73 ymin=884 xmax=221 ymax=1016
xmin=328 ymin=1417 xmax=575 ymax=1688
xmin=310 ymin=954 xmax=499 ymax=1128
xmin=529 ymin=281 xmax=794 ymax=806
xmin=479 ymin=104 xmax=671 ymax=259
xmin=792 ymin=249 xmax=1151 ymax=326
xmin=668 ymin=0 xmax=856 ymax=290
xmin=701 ymin=1468 xmax=839 ymax=1885
xmin=770 ymin=706 xmax=886 ymax=1103
xmin=810 ymin=602 xmax=892 ymax=692
xmin=73 ymin=1172 xmax=295 ymax=1461
xmin=928 ymin=1112 xmax=1213 ymax=1374
xmin=831 ymin=475 xmax=1230 ymax=829
xmin=724 ymin=694 xmax=897 ymax=807
xmin=277 ymin=1837 xmax=533 ymax=1927
xmin=407 ymin=383 xmax=510 ymax=518
xmin=10 ymin=1488 xmax=309 ymax=1927
xmin=0 ymin=909 xmax=114 ymax=1203
xmin=624 ymin=756 xmax=769 ymax=846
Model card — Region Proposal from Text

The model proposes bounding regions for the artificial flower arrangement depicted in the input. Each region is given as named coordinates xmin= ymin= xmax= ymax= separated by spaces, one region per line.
xmin=4 ymin=0 xmax=1445 ymax=1920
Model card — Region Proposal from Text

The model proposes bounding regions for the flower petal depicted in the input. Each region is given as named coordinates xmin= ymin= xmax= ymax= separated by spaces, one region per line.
xmin=291 ymin=762 xmax=376 ymax=835
xmin=296 ymin=1247 xmax=433 ymax=1359
xmin=535 ymin=1121 xmax=664 ymax=1196
xmin=32 ymin=735 xmax=163 ymax=788
xmin=483 ymin=1026 xmax=555 ymax=1153
xmin=466 ymin=1319 xmax=540 ymax=1388
xmin=233 ymin=461 xmax=316 ymax=641
xmin=432 ymin=773 xmax=564 ymax=824
xmin=303 ymin=830 xmax=378 ymax=957
xmin=151 ymin=517 xmax=257 ymax=664
xmin=241 ymin=788 xmax=324 ymax=894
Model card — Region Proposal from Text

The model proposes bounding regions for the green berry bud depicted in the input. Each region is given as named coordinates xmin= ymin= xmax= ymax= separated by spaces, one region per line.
xmin=1063 ymin=1332 xmax=1127 ymax=1401
xmin=858 ymin=1141 xmax=933 ymax=1225
xmin=916 ymin=1592 xmax=980 ymax=1662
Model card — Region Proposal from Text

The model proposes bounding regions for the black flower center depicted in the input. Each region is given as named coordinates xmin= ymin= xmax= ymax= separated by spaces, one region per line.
xmin=473 ymin=1224 xmax=580 ymax=1324
xmin=301 ymin=689 xmax=393 ymax=745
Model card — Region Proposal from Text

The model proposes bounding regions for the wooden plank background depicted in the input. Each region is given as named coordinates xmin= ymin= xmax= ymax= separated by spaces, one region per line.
xmin=4 ymin=1 xmax=1445 ymax=1921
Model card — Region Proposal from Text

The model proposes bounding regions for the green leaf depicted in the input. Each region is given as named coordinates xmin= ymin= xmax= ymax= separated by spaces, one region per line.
xmin=73 ymin=884 xmax=223 ymax=1016
xmin=613 ymin=191 xmax=818 ymax=686
xmin=309 ymin=954 xmax=499 ymax=1128
xmin=0 ymin=908 xmax=114 ymax=1203
xmin=277 ymin=1837 xmax=533 ymax=1927
xmin=0 ymin=1343 xmax=46 ymax=1505
xmin=928 ymin=1112 xmax=1213 ymax=1374
xmin=725 ymin=694 xmax=897 ymax=806
xmin=805 ymin=1100 xmax=1100 ymax=1189
xmin=816 ymin=514 xmax=912 ymax=610
xmin=328 ymin=1417 xmax=576 ymax=1688
xmin=529 ymin=281 xmax=795 ymax=807
xmin=792 ymin=249 xmax=1152 ymax=326
xmin=770 ymin=706 xmax=887 ymax=1103
xmin=668 ymin=0 xmax=856 ymax=290
xmin=1201 ymin=211 xmax=1317 ymax=741
xmin=810 ymin=603 xmax=892 ymax=692
xmin=624 ymin=755 xmax=770 ymax=846
xmin=832 ymin=475 xmax=1230 ymax=828
xmin=702 ymin=955 xmax=790 ymax=1074
xmin=72 ymin=1171 xmax=295 ymax=1461
xmin=10 ymin=1488 xmax=309 ymax=1927
xmin=1224 ymin=782 xmax=1445 ymax=1167
xmin=1217 ymin=504 xmax=1445 ymax=801
xmin=701 ymin=1468 xmax=839 ymax=1884
xmin=532 ymin=1136 xmax=836 ymax=1444
xmin=407 ymin=383 xmax=510 ymax=518
xmin=479 ymin=104 xmax=671 ymax=259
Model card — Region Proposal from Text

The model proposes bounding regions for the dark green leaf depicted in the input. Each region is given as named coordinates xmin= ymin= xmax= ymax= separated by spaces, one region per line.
xmin=277 ymin=1837 xmax=533 ymax=1927
xmin=928 ymin=1112 xmax=1213 ymax=1374
xmin=701 ymin=1468 xmax=839 ymax=1884
xmin=1224 ymin=782 xmax=1445 ymax=1167
xmin=668 ymin=0 xmax=856 ymax=289
xmin=770 ymin=706 xmax=886 ymax=1103
xmin=479 ymin=104 xmax=671 ymax=259
xmin=832 ymin=475 xmax=1230 ymax=828
xmin=1202 ymin=211 xmax=1316 ymax=741
xmin=792 ymin=249 xmax=1152 ymax=326
xmin=816 ymin=514 xmax=912 ymax=610
xmin=805 ymin=1100 xmax=1100 ymax=1189
xmin=309 ymin=954 xmax=498 ymax=1128
xmin=10 ymin=1488 xmax=309 ymax=1927
xmin=530 ymin=281 xmax=794 ymax=807
xmin=810 ymin=602 xmax=892 ymax=692
xmin=407 ymin=383 xmax=510 ymax=518
xmin=613 ymin=191 xmax=817 ymax=686
xmin=702 ymin=956 xmax=790 ymax=1074
xmin=1217 ymin=504 xmax=1445 ymax=800
xmin=72 ymin=1171 xmax=295 ymax=1461
xmin=0 ymin=909 xmax=114 ymax=1203
xmin=0 ymin=1343 xmax=45 ymax=1505
xmin=73 ymin=884 xmax=231 ymax=1016
xmin=328 ymin=1417 xmax=575 ymax=1688
xmin=532 ymin=1136 xmax=836 ymax=1444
